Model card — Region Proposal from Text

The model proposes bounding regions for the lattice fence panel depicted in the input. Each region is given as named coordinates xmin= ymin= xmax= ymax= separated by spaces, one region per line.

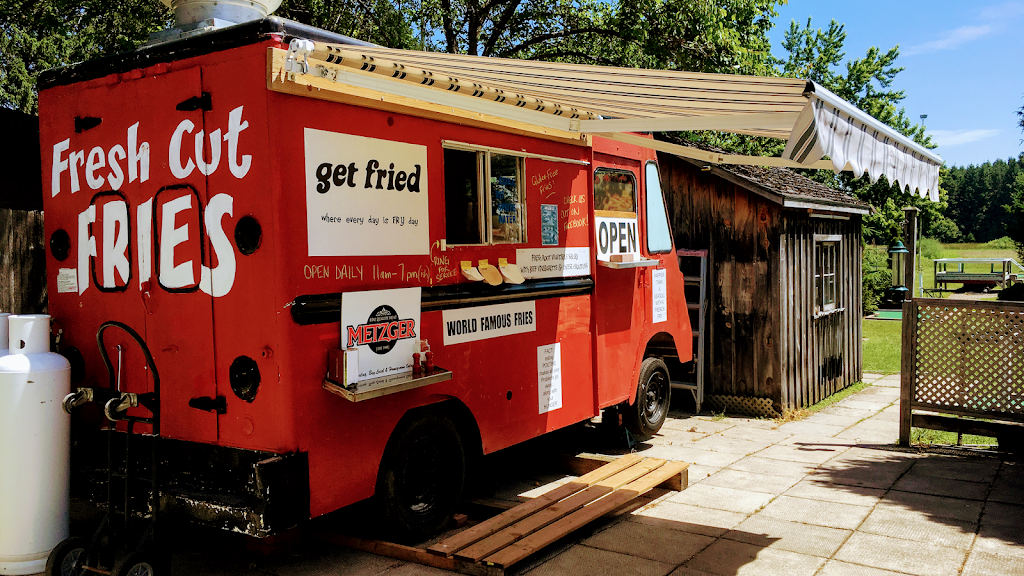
xmin=911 ymin=302 xmax=1024 ymax=415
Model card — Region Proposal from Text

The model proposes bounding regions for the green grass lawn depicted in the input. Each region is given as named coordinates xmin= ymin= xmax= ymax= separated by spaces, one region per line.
xmin=862 ymin=319 xmax=902 ymax=374
xmin=865 ymin=240 xmax=1020 ymax=297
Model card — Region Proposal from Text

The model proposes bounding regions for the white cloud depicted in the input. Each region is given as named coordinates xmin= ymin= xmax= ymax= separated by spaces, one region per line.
xmin=928 ymin=129 xmax=1000 ymax=147
xmin=905 ymin=25 xmax=992 ymax=55
xmin=979 ymin=1 xmax=1024 ymax=20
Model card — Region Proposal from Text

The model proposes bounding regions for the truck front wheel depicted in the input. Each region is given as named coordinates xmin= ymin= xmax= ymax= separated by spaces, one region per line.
xmin=377 ymin=411 xmax=466 ymax=542
xmin=625 ymin=358 xmax=671 ymax=441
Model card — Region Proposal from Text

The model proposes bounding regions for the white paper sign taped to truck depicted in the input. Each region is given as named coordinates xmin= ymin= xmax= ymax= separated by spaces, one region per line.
xmin=594 ymin=215 xmax=640 ymax=262
xmin=442 ymin=301 xmax=537 ymax=345
xmin=304 ymin=128 xmax=429 ymax=256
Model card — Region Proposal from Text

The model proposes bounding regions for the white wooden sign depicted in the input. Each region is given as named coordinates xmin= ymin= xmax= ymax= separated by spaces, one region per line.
xmin=594 ymin=215 xmax=640 ymax=262
xmin=304 ymin=128 xmax=429 ymax=256
xmin=341 ymin=287 xmax=421 ymax=381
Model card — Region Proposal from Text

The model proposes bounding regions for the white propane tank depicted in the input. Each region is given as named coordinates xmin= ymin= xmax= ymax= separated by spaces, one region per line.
xmin=0 ymin=313 xmax=9 ymax=357
xmin=0 ymin=315 xmax=71 ymax=575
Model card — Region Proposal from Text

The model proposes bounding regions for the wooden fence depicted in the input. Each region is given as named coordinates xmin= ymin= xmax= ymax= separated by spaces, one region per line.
xmin=900 ymin=298 xmax=1024 ymax=444
xmin=0 ymin=208 xmax=47 ymax=314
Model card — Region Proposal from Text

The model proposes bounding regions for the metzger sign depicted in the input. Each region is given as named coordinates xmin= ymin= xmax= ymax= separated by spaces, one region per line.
xmin=304 ymin=129 xmax=430 ymax=257
xmin=341 ymin=287 xmax=422 ymax=380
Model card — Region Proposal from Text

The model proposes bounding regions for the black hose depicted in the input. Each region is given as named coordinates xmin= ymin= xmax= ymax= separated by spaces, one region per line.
xmin=95 ymin=321 xmax=161 ymax=435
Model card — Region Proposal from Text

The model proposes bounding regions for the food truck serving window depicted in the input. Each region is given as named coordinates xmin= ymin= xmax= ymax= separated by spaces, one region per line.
xmin=594 ymin=169 xmax=636 ymax=213
xmin=444 ymin=147 xmax=526 ymax=245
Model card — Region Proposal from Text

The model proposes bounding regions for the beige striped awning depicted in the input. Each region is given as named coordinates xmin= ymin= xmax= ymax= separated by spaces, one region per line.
xmin=285 ymin=41 xmax=942 ymax=200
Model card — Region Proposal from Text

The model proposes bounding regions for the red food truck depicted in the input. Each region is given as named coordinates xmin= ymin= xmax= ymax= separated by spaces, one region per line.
xmin=39 ymin=16 xmax=692 ymax=554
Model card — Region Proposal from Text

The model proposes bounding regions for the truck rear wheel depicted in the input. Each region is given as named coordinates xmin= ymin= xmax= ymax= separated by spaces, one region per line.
xmin=624 ymin=358 xmax=671 ymax=441
xmin=377 ymin=411 xmax=465 ymax=542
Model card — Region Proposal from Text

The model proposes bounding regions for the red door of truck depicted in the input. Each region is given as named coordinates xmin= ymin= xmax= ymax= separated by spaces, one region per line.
xmin=137 ymin=68 xmax=219 ymax=444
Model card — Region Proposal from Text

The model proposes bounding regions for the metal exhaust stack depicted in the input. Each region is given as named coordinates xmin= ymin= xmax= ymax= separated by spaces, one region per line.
xmin=148 ymin=0 xmax=282 ymax=44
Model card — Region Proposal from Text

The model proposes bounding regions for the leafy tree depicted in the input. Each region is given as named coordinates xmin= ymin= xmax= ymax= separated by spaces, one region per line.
xmin=1008 ymin=101 xmax=1024 ymax=260
xmin=0 ymin=0 xmax=172 ymax=113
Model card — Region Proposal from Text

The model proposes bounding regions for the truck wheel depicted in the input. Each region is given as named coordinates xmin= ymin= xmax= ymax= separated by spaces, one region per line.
xmin=45 ymin=537 xmax=88 ymax=576
xmin=377 ymin=412 xmax=465 ymax=542
xmin=624 ymin=358 xmax=671 ymax=441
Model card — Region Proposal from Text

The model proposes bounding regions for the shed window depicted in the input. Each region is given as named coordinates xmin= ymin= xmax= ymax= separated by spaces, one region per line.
xmin=444 ymin=148 xmax=525 ymax=245
xmin=815 ymin=240 xmax=838 ymax=312
xmin=594 ymin=169 xmax=636 ymax=213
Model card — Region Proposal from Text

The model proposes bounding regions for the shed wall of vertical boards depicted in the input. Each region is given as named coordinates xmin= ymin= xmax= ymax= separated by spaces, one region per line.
xmin=659 ymin=152 xmax=862 ymax=411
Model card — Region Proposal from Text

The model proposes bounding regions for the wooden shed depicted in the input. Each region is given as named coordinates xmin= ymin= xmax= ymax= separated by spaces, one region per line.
xmin=658 ymin=149 xmax=870 ymax=414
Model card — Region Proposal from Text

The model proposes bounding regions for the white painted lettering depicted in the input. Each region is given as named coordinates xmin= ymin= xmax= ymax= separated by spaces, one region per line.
xmin=195 ymin=129 xmax=222 ymax=176
xmin=68 ymin=150 xmax=85 ymax=193
xmin=169 ymin=120 xmax=196 ymax=178
xmin=199 ymin=194 xmax=235 ymax=297
xmin=51 ymin=138 xmax=70 ymax=197
xmin=127 ymin=122 xmax=149 ymax=184
xmin=224 ymin=106 xmax=251 ymax=179
xmin=77 ymin=205 xmax=96 ymax=295
xmin=86 ymin=146 xmax=106 ymax=190
xmin=107 ymin=145 xmax=126 ymax=189
xmin=102 ymin=200 xmax=129 ymax=287
xmin=137 ymin=198 xmax=152 ymax=288
xmin=159 ymin=195 xmax=194 ymax=288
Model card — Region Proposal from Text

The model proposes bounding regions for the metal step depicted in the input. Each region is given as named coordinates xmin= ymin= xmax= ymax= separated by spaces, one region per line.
xmin=670 ymin=381 xmax=698 ymax=391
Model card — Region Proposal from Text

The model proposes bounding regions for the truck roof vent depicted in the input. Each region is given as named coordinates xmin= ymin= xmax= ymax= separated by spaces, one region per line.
xmin=146 ymin=0 xmax=282 ymax=45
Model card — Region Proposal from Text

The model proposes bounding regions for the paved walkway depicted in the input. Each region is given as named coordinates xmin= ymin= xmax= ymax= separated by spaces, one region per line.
xmin=154 ymin=374 xmax=1024 ymax=576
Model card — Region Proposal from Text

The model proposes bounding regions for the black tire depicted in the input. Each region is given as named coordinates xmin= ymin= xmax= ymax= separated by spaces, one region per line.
xmin=624 ymin=357 xmax=671 ymax=441
xmin=45 ymin=537 xmax=88 ymax=576
xmin=111 ymin=550 xmax=164 ymax=576
xmin=377 ymin=411 xmax=466 ymax=542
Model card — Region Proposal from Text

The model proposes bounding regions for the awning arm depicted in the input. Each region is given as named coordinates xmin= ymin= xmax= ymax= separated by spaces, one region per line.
xmin=597 ymin=132 xmax=838 ymax=170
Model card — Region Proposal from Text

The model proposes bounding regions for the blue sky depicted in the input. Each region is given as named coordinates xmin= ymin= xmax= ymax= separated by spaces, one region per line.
xmin=767 ymin=0 xmax=1024 ymax=168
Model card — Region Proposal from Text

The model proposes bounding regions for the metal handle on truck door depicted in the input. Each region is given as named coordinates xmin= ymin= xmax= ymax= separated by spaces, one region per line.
xmin=188 ymin=395 xmax=227 ymax=415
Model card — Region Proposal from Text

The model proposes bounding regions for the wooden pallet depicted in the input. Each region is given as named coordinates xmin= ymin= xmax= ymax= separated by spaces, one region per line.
xmin=430 ymin=453 xmax=688 ymax=571
xmin=314 ymin=454 xmax=688 ymax=575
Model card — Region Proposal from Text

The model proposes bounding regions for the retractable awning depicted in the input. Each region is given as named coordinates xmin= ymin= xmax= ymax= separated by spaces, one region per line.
xmin=283 ymin=41 xmax=942 ymax=200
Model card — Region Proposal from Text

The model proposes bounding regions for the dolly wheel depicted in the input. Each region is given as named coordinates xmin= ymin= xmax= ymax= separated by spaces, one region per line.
xmin=377 ymin=411 xmax=465 ymax=542
xmin=111 ymin=551 xmax=163 ymax=576
xmin=45 ymin=537 xmax=88 ymax=576
xmin=624 ymin=357 xmax=671 ymax=441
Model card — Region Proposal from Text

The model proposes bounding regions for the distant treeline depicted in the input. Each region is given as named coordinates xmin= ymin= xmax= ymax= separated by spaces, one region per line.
xmin=938 ymin=154 xmax=1023 ymax=243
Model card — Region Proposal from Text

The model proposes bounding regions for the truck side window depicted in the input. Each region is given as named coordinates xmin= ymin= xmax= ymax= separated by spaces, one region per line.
xmin=490 ymin=154 xmax=525 ymax=243
xmin=443 ymin=147 xmax=526 ymax=245
xmin=594 ymin=168 xmax=636 ymax=213
xmin=444 ymin=148 xmax=484 ymax=244
xmin=644 ymin=162 xmax=673 ymax=253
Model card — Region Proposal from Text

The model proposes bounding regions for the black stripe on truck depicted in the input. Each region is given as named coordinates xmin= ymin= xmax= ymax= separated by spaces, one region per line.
xmin=289 ymin=277 xmax=594 ymax=325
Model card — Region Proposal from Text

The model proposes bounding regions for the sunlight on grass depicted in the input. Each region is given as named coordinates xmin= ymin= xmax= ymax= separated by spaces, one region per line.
xmin=862 ymin=319 xmax=902 ymax=374
xmin=912 ymin=427 xmax=997 ymax=447
xmin=776 ymin=381 xmax=872 ymax=423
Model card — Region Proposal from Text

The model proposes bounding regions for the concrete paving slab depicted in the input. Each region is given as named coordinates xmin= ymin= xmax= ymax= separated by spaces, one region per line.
xmin=858 ymin=506 xmax=977 ymax=549
xmin=819 ymin=405 xmax=876 ymax=419
xmin=725 ymin=515 xmax=852 ymax=557
xmin=583 ymin=520 xmax=715 ymax=565
xmin=892 ymin=473 xmax=989 ymax=500
xmin=725 ymin=455 xmax=819 ymax=478
xmin=700 ymin=469 xmax=801 ymax=495
xmin=717 ymin=416 xmax=780 ymax=429
xmin=718 ymin=426 xmax=792 ymax=444
xmin=833 ymin=426 xmax=897 ymax=444
xmin=782 ymin=479 xmax=886 ymax=507
xmin=251 ymin=541 xmax=402 ymax=576
xmin=973 ymin=522 xmax=1024 ymax=558
xmin=668 ymin=483 xmax=775 ymax=515
xmin=833 ymin=532 xmax=967 ymax=576
xmin=663 ymin=418 xmax=736 ymax=435
xmin=816 ymin=559 xmax=910 ymax=576
xmin=961 ymin=550 xmax=1024 ymax=576
xmin=867 ymin=410 xmax=900 ymax=422
xmin=757 ymin=444 xmax=846 ymax=465
xmin=689 ymin=434 xmax=775 ymax=455
xmin=685 ymin=464 xmax=721 ymax=484
xmin=834 ymin=399 xmax=892 ymax=411
xmin=981 ymin=501 xmax=1024 ymax=527
xmin=812 ymin=450 xmax=916 ymax=489
xmin=757 ymin=495 xmax=872 ymax=530
xmin=378 ymin=563 xmax=452 ymax=576
xmin=845 ymin=417 xmax=898 ymax=431
xmin=872 ymin=379 xmax=901 ymax=388
xmin=877 ymin=490 xmax=984 ymax=523
xmin=909 ymin=456 xmax=1001 ymax=484
xmin=803 ymin=413 xmax=863 ymax=428
xmin=775 ymin=421 xmax=848 ymax=437
xmin=684 ymin=538 xmax=825 ymax=576
xmin=862 ymin=372 xmax=886 ymax=382
xmin=988 ymin=483 xmax=1024 ymax=505
xmin=629 ymin=501 xmax=748 ymax=538
xmin=655 ymin=429 xmax=709 ymax=444
xmin=524 ymin=545 xmax=675 ymax=576
xmin=856 ymin=387 xmax=901 ymax=398
xmin=639 ymin=445 xmax=745 ymax=468
xmin=777 ymin=434 xmax=857 ymax=448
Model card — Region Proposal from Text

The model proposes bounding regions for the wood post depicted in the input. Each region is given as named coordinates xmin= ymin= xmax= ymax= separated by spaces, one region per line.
xmin=903 ymin=206 xmax=919 ymax=300
xmin=899 ymin=298 xmax=917 ymax=446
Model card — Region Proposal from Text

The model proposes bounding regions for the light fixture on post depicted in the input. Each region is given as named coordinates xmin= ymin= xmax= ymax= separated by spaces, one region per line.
xmin=886 ymin=240 xmax=910 ymax=305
